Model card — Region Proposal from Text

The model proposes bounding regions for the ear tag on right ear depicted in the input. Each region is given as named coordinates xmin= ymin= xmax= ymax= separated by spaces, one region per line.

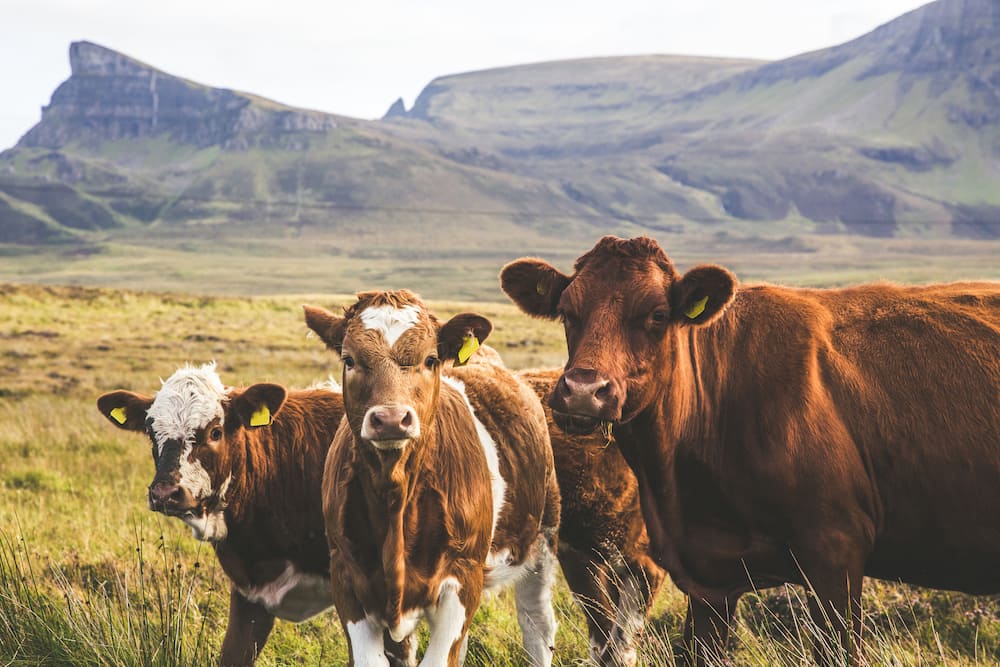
xmin=110 ymin=407 xmax=127 ymax=425
xmin=685 ymin=295 xmax=709 ymax=320
xmin=536 ymin=282 xmax=547 ymax=295
xmin=250 ymin=405 xmax=272 ymax=427
xmin=455 ymin=334 xmax=479 ymax=367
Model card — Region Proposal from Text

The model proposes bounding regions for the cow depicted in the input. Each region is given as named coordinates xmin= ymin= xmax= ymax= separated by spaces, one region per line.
xmin=501 ymin=235 xmax=1000 ymax=665
xmin=516 ymin=368 xmax=666 ymax=666
xmin=97 ymin=364 xmax=414 ymax=666
xmin=304 ymin=290 xmax=561 ymax=667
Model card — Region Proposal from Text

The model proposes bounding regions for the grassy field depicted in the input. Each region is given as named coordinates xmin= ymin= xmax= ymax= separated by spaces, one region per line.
xmin=1 ymin=283 xmax=999 ymax=665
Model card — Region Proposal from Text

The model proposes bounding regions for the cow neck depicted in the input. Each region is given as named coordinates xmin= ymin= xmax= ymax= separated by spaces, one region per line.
xmin=355 ymin=418 xmax=439 ymax=630
xmin=616 ymin=320 xmax=728 ymax=599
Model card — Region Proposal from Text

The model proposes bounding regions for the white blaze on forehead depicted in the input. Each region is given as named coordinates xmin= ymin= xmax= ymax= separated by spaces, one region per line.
xmin=359 ymin=304 xmax=421 ymax=348
xmin=146 ymin=362 xmax=227 ymax=448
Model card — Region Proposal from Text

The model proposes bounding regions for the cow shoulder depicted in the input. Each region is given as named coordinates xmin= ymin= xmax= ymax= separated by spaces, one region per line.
xmin=445 ymin=363 xmax=550 ymax=465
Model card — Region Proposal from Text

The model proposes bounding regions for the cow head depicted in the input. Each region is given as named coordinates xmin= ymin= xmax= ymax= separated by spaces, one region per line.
xmin=97 ymin=363 xmax=287 ymax=542
xmin=304 ymin=290 xmax=491 ymax=454
xmin=501 ymin=236 xmax=735 ymax=434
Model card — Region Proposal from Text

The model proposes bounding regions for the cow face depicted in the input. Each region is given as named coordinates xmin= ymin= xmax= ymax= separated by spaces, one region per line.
xmin=97 ymin=363 xmax=286 ymax=542
xmin=501 ymin=236 xmax=735 ymax=434
xmin=304 ymin=291 xmax=491 ymax=453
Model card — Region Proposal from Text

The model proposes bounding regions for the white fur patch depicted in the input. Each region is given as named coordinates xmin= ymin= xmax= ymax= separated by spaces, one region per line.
xmin=181 ymin=509 xmax=228 ymax=542
xmin=422 ymin=577 xmax=466 ymax=666
xmin=146 ymin=363 xmax=228 ymax=505
xmin=485 ymin=548 xmax=529 ymax=591
xmin=239 ymin=562 xmax=333 ymax=622
xmin=360 ymin=304 xmax=421 ymax=348
xmin=146 ymin=362 xmax=227 ymax=448
xmin=347 ymin=616 xmax=391 ymax=667
xmin=388 ymin=608 xmax=423 ymax=643
xmin=440 ymin=375 xmax=506 ymax=542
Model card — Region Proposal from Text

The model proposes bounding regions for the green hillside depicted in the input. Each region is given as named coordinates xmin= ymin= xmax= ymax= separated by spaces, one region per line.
xmin=0 ymin=0 xmax=998 ymax=298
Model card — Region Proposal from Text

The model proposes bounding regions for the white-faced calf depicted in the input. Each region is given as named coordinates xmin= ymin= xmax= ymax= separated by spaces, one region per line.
xmin=305 ymin=291 xmax=561 ymax=667
xmin=97 ymin=364 xmax=389 ymax=666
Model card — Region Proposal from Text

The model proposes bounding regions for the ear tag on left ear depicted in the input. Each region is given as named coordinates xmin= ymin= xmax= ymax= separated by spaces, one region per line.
xmin=110 ymin=406 xmax=127 ymax=425
xmin=685 ymin=295 xmax=709 ymax=320
xmin=536 ymin=282 xmax=547 ymax=296
xmin=250 ymin=405 xmax=271 ymax=427
xmin=455 ymin=334 xmax=479 ymax=367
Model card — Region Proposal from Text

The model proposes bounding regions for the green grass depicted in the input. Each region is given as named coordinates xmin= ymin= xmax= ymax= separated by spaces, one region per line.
xmin=1 ymin=283 xmax=1000 ymax=665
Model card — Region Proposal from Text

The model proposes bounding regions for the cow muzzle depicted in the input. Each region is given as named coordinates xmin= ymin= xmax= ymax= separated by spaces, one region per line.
xmin=361 ymin=404 xmax=420 ymax=450
xmin=550 ymin=368 xmax=623 ymax=435
xmin=148 ymin=480 xmax=198 ymax=517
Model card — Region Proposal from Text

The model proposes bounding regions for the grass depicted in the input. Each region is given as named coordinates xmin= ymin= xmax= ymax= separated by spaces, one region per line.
xmin=1 ymin=282 xmax=1000 ymax=665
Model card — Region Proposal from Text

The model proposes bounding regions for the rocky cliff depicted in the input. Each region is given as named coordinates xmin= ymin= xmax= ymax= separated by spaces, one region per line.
xmin=20 ymin=41 xmax=339 ymax=150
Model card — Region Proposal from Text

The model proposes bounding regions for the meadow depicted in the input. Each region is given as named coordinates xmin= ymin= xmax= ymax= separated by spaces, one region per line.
xmin=1 ymin=282 xmax=999 ymax=665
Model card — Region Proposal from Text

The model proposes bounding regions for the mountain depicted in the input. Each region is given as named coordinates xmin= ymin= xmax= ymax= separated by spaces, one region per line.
xmin=0 ymin=0 xmax=998 ymax=297
xmin=0 ymin=42 xmax=617 ymax=250
xmin=384 ymin=0 xmax=1000 ymax=237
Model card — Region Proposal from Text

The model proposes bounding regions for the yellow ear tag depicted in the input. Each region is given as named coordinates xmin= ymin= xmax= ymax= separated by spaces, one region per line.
xmin=685 ymin=295 xmax=709 ymax=320
xmin=535 ymin=282 xmax=547 ymax=296
xmin=456 ymin=334 xmax=479 ymax=366
xmin=249 ymin=405 xmax=271 ymax=427
xmin=110 ymin=406 xmax=127 ymax=425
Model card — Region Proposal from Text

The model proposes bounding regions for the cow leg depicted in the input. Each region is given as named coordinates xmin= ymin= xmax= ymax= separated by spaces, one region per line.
xmin=605 ymin=555 xmax=663 ymax=667
xmin=219 ymin=588 xmax=275 ymax=666
xmin=421 ymin=577 xmax=474 ymax=667
xmin=558 ymin=547 xmax=617 ymax=664
xmin=514 ymin=536 xmax=558 ymax=666
xmin=681 ymin=593 xmax=738 ymax=667
xmin=804 ymin=565 xmax=864 ymax=667
xmin=384 ymin=631 xmax=418 ymax=667
xmin=345 ymin=615 xmax=391 ymax=667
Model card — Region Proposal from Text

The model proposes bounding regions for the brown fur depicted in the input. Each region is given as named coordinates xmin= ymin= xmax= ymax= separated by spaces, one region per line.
xmin=501 ymin=235 xmax=1000 ymax=665
xmin=307 ymin=291 xmax=559 ymax=666
xmin=98 ymin=382 xmax=348 ymax=666
xmin=517 ymin=368 xmax=665 ymax=665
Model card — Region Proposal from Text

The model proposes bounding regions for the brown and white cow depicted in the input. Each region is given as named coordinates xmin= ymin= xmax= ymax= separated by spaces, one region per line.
xmin=502 ymin=235 xmax=1000 ymax=665
xmin=96 ymin=364 xmax=396 ymax=666
xmin=304 ymin=291 xmax=561 ymax=666
xmin=517 ymin=368 xmax=665 ymax=666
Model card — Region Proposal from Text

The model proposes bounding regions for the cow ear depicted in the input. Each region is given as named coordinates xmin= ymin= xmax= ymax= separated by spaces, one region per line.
xmin=97 ymin=391 xmax=153 ymax=432
xmin=669 ymin=264 xmax=737 ymax=327
xmin=230 ymin=383 xmax=287 ymax=429
xmin=304 ymin=305 xmax=347 ymax=351
xmin=500 ymin=258 xmax=570 ymax=320
xmin=438 ymin=313 xmax=493 ymax=366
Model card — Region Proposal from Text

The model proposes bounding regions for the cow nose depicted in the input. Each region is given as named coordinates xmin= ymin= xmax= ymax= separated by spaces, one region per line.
xmin=361 ymin=405 xmax=420 ymax=443
xmin=551 ymin=368 xmax=622 ymax=420
xmin=148 ymin=481 xmax=185 ymax=511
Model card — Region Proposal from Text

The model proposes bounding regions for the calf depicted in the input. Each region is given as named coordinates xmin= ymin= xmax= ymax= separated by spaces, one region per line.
xmin=97 ymin=365 xmax=404 ymax=665
xmin=304 ymin=291 xmax=560 ymax=666
xmin=502 ymin=235 xmax=1000 ymax=665
xmin=517 ymin=368 xmax=665 ymax=666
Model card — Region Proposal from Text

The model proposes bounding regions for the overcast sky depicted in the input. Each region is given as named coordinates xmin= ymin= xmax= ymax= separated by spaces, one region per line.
xmin=2 ymin=0 xmax=931 ymax=150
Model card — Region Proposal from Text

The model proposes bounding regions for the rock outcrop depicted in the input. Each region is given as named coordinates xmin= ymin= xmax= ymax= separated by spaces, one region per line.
xmin=19 ymin=41 xmax=339 ymax=150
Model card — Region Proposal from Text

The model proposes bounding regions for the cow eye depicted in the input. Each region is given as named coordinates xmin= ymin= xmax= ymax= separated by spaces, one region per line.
xmin=342 ymin=355 xmax=356 ymax=370
xmin=424 ymin=355 xmax=439 ymax=369
xmin=210 ymin=427 xmax=223 ymax=441
xmin=651 ymin=309 xmax=669 ymax=325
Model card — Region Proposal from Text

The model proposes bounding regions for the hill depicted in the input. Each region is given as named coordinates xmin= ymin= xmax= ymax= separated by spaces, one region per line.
xmin=0 ymin=0 xmax=998 ymax=298
xmin=385 ymin=0 xmax=1000 ymax=236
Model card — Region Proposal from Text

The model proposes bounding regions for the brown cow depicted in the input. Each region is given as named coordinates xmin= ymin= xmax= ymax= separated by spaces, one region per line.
xmin=97 ymin=364 xmax=413 ymax=666
xmin=304 ymin=291 xmax=561 ymax=667
xmin=517 ymin=368 xmax=665 ymax=666
xmin=501 ymin=235 xmax=1000 ymax=665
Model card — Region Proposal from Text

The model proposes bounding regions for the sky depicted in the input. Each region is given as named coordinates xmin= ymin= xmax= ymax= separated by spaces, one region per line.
xmin=1 ymin=0 xmax=932 ymax=151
